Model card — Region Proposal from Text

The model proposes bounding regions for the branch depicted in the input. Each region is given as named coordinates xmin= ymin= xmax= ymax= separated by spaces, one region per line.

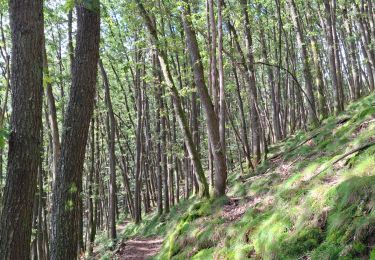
xmin=308 ymin=140 xmax=375 ymax=180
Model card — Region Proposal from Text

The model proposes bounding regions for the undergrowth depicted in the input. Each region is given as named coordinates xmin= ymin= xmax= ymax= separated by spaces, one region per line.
xmin=110 ymin=94 xmax=375 ymax=259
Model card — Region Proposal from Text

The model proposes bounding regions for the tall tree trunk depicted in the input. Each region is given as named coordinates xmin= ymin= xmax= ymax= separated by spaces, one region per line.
xmin=275 ymin=0 xmax=283 ymax=139
xmin=87 ymin=119 xmax=96 ymax=257
xmin=154 ymin=55 xmax=163 ymax=215
xmin=322 ymin=0 xmax=344 ymax=114
xmin=343 ymin=12 xmax=360 ymax=99
xmin=310 ymin=37 xmax=328 ymax=118
xmin=259 ymin=26 xmax=282 ymax=141
xmin=134 ymin=50 xmax=143 ymax=223
xmin=218 ymin=0 xmax=226 ymax=156
xmin=99 ymin=59 xmax=117 ymax=241
xmin=208 ymin=0 xmax=218 ymax=112
xmin=51 ymin=3 xmax=100 ymax=259
xmin=182 ymin=2 xmax=228 ymax=196
xmin=288 ymin=0 xmax=319 ymax=125
xmin=161 ymin=99 xmax=170 ymax=213
xmin=44 ymin=45 xmax=61 ymax=195
xmin=0 ymin=0 xmax=44 ymax=258
xmin=239 ymin=0 xmax=262 ymax=161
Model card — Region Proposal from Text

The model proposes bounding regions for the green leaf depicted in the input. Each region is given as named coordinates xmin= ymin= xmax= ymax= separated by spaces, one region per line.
xmin=0 ymin=128 xmax=9 ymax=148
xmin=63 ymin=0 xmax=75 ymax=12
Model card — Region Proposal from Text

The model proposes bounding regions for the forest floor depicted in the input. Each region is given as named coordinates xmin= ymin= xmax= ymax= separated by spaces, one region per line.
xmin=114 ymin=236 xmax=163 ymax=259
xmin=97 ymin=93 xmax=375 ymax=259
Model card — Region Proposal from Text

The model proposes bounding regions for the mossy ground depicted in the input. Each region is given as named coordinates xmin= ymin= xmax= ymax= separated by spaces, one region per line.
xmin=108 ymin=94 xmax=375 ymax=259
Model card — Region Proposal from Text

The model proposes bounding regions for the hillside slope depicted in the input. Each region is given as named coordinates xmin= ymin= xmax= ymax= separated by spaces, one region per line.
xmin=109 ymin=94 xmax=375 ymax=259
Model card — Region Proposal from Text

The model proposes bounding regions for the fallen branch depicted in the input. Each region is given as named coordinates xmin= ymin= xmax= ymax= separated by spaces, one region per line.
xmin=269 ymin=132 xmax=320 ymax=161
xmin=308 ymin=140 xmax=375 ymax=180
xmin=269 ymin=116 xmax=352 ymax=161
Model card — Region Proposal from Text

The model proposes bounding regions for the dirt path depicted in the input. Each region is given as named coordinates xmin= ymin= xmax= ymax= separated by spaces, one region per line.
xmin=114 ymin=236 xmax=163 ymax=260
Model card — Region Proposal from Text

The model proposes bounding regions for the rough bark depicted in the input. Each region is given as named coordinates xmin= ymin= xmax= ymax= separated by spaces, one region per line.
xmin=51 ymin=3 xmax=100 ymax=259
xmin=0 ymin=0 xmax=43 ymax=258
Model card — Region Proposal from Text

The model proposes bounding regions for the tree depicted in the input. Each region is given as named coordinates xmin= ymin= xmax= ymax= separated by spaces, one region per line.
xmin=182 ymin=0 xmax=228 ymax=196
xmin=0 ymin=0 xmax=44 ymax=258
xmin=287 ymin=0 xmax=319 ymax=125
xmin=50 ymin=2 xmax=100 ymax=259
xmin=99 ymin=59 xmax=117 ymax=241
xmin=239 ymin=0 xmax=263 ymax=161
xmin=136 ymin=0 xmax=210 ymax=199
xmin=0 ymin=0 xmax=43 ymax=259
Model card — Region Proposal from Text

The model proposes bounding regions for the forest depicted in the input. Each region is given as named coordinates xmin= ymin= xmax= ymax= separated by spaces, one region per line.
xmin=0 ymin=0 xmax=374 ymax=259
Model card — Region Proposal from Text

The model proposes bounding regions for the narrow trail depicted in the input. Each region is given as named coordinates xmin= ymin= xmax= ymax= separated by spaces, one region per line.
xmin=114 ymin=236 xmax=163 ymax=259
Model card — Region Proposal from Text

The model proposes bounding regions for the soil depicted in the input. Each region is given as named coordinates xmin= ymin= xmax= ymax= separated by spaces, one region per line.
xmin=114 ymin=236 xmax=163 ymax=260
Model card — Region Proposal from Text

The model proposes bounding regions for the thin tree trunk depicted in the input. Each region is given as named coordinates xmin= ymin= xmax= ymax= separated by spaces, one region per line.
xmin=99 ymin=59 xmax=117 ymax=241
xmin=87 ymin=119 xmax=96 ymax=257
xmin=218 ymin=0 xmax=226 ymax=156
xmin=239 ymin=0 xmax=262 ymax=161
xmin=288 ymin=0 xmax=318 ymax=125
xmin=182 ymin=2 xmax=228 ymax=196
xmin=134 ymin=50 xmax=143 ymax=223
xmin=321 ymin=0 xmax=344 ymax=113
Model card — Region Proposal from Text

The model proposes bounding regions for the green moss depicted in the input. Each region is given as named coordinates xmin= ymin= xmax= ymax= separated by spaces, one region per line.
xmin=370 ymin=248 xmax=375 ymax=260
xmin=279 ymin=228 xmax=323 ymax=258
xmin=191 ymin=248 xmax=214 ymax=259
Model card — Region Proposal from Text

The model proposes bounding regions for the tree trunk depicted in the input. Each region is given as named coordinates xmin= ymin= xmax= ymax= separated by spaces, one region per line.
xmin=322 ymin=0 xmax=344 ymax=114
xmin=218 ymin=0 xmax=226 ymax=156
xmin=0 ymin=0 xmax=44 ymax=258
xmin=310 ymin=37 xmax=328 ymax=118
xmin=182 ymin=2 xmax=227 ymax=196
xmin=239 ymin=0 xmax=262 ymax=161
xmin=87 ymin=119 xmax=96 ymax=257
xmin=134 ymin=50 xmax=143 ymax=223
xmin=51 ymin=3 xmax=100 ymax=259
xmin=99 ymin=59 xmax=117 ymax=241
xmin=259 ymin=27 xmax=282 ymax=141
xmin=44 ymin=43 xmax=61 ymax=200
xmin=288 ymin=0 xmax=318 ymax=125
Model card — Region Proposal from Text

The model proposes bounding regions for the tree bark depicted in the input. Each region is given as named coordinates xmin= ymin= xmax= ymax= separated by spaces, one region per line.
xmin=288 ymin=0 xmax=319 ymax=125
xmin=182 ymin=1 xmax=228 ymax=196
xmin=217 ymin=0 xmax=226 ymax=156
xmin=99 ymin=59 xmax=117 ymax=241
xmin=134 ymin=51 xmax=143 ymax=223
xmin=51 ymin=3 xmax=100 ymax=259
xmin=44 ymin=45 xmax=61 ymax=189
xmin=0 ymin=0 xmax=44 ymax=258
xmin=239 ymin=0 xmax=262 ymax=161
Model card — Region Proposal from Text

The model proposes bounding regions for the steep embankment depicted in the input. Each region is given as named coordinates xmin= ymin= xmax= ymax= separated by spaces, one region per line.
xmin=106 ymin=94 xmax=375 ymax=259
